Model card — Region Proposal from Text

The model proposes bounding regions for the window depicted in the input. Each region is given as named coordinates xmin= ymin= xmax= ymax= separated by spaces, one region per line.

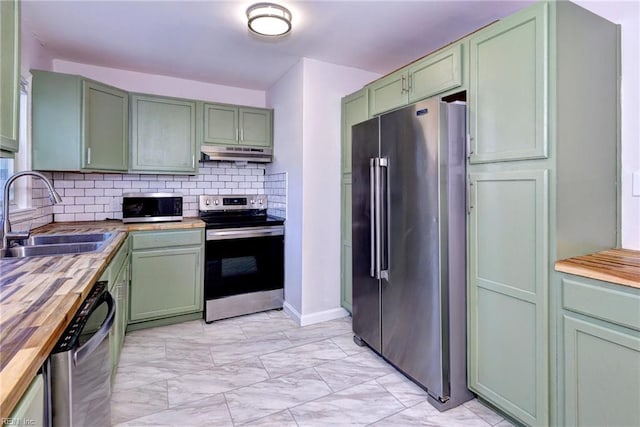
xmin=0 ymin=79 xmax=32 ymax=213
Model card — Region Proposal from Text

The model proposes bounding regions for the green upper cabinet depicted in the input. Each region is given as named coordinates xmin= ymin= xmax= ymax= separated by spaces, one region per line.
xmin=0 ymin=0 xmax=20 ymax=156
xmin=368 ymin=43 xmax=463 ymax=116
xmin=32 ymin=70 xmax=128 ymax=172
xmin=467 ymin=169 xmax=549 ymax=426
xmin=203 ymin=102 xmax=273 ymax=148
xmin=468 ymin=3 xmax=547 ymax=163
xmin=407 ymin=43 xmax=463 ymax=103
xmin=130 ymin=94 xmax=197 ymax=174
xmin=341 ymin=89 xmax=369 ymax=174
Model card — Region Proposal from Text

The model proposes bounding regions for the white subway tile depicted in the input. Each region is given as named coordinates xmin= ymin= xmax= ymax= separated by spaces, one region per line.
xmin=95 ymin=180 xmax=114 ymax=189
xmin=55 ymin=180 xmax=75 ymax=189
xmin=75 ymin=196 xmax=95 ymax=205
xmin=75 ymin=180 xmax=94 ymax=189
xmin=55 ymin=213 xmax=75 ymax=222
xmin=85 ymin=188 xmax=105 ymax=196
xmin=113 ymin=181 xmax=132 ymax=188
xmin=224 ymin=168 xmax=239 ymax=176
xmin=65 ymin=205 xmax=85 ymax=213
xmin=65 ymin=188 xmax=85 ymax=197
xmin=225 ymin=182 xmax=238 ymax=189
xmin=182 ymin=182 xmax=196 ymax=189
xmin=104 ymin=189 xmax=123 ymax=197
xmin=63 ymin=173 xmax=84 ymax=180
xmin=219 ymin=189 xmax=231 ymax=195
xmin=95 ymin=213 xmax=110 ymax=221
xmin=232 ymin=175 xmax=245 ymax=182
xmin=85 ymin=204 xmax=104 ymax=213
xmin=75 ymin=213 xmax=96 ymax=221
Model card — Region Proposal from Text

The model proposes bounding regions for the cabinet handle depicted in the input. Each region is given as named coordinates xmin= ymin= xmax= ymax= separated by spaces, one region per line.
xmin=192 ymin=155 xmax=195 ymax=169
xmin=408 ymin=74 xmax=413 ymax=93
xmin=467 ymin=177 xmax=474 ymax=215
xmin=240 ymin=128 xmax=244 ymax=141
xmin=87 ymin=147 xmax=92 ymax=165
xmin=401 ymin=75 xmax=406 ymax=94
xmin=236 ymin=128 xmax=239 ymax=141
xmin=466 ymin=134 xmax=474 ymax=159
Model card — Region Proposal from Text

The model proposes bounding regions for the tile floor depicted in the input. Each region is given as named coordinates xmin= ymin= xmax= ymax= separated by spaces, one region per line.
xmin=110 ymin=310 xmax=511 ymax=426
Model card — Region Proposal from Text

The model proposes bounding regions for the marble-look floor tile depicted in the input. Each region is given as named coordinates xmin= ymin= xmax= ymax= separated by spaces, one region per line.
xmin=163 ymin=340 xmax=215 ymax=364
xmin=241 ymin=317 xmax=299 ymax=339
xmin=284 ymin=317 xmax=353 ymax=344
xmin=240 ymin=409 xmax=298 ymax=426
xmin=314 ymin=351 xmax=394 ymax=392
xmin=330 ymin=332 xmax=367 ymax=356
xmin=372 ymin=401 xmax=493 ymax=426
xmin=225 ymin=367 xmax=332 ymax=424
xmin=167 ymin=358 xmax=270 ymax=407
xmin=116 ymin=339 xmax=165 ymax=366
xmin=126 ymin=319 xmax=205 ymax=339
xmin=112 ymin=363 xmax=186 ymax=392
xmin=375 ymin=371 xmax=429 ymax=407
xmin=259 ymin=339 xmax=347 ymax=377
xmin=289 ymin=380 xmax=405 ymax=426
xmin=110 ymin=380 xmax=168 ymax=425
xmin=113 ymin=394 xmax=233 ymax=427
xmin=464 ymin=399 xmax=506 ymax=425
xmin=209 ymin=332 xmax=294 ymax=365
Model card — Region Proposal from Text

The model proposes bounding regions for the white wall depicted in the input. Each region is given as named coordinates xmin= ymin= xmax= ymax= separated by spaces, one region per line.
xmin=21 ymin=19 xmax=54 ymax=75
xmin=575 ymin=0 xmax=640 ymax=249
xmin=267 ymin=58 xmax=379 ymax=324
xmin=266 ymin=61 xmax=305 ymax=315
xmin=52 ymin=60 xmax=266 ymax=107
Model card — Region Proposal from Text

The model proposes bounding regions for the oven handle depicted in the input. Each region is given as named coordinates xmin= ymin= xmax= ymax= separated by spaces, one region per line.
xmin=206 ymin=226 xmax=284 ymax=241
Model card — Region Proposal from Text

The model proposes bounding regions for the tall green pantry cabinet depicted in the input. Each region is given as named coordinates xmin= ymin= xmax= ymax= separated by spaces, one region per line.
xmin=466 ymin=2 xmax=619 ymax=426
xmin=0 ymin=0 xmax=20 ymax=156
xmin=340 ymin=89 xmax=369 ymax=312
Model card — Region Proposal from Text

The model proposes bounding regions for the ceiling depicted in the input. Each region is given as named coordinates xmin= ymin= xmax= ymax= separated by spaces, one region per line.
xmin=22 ymin=0 xmax=534 ymax=91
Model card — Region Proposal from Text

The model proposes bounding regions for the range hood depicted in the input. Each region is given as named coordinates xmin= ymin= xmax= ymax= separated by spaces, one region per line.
xmin=200 ymin=145 xmax=272 ymax=163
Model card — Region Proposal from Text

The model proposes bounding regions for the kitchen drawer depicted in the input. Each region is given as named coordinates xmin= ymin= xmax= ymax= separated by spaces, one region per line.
xmin=131 ymin=229 xmax=202 ymax=250
xmin=562 ymin=275 xmax=640 ymax=332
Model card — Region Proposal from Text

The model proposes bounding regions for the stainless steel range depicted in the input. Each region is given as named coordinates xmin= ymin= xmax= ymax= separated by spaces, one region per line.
xmin=199 ymin=194 xmax=284 ymax=323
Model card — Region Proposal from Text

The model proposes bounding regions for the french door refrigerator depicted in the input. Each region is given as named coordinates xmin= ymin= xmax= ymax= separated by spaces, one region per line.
xmin=351 ymin=96 xmax=473 ymax=410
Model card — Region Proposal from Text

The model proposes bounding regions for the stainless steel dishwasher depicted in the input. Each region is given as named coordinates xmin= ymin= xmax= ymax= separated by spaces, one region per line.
xmin=48 ymin=281 xmax=115 ymax=427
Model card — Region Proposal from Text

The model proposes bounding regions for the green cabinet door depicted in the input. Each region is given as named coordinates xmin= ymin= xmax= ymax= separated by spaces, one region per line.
xmin=469 ymin=2 xmax=548 ymax=163
xmin=82 ymin=81 xmax=128 ymax=171
xmin=468 ymin=169 xmax=549 ymax=426
xmin=368 ymin=70 xmax=408 ymax=116
xmin=203 ymin=103 xmax=273 ymax=148
xmin=341 ymin=89 xmax=369 ymax=174
xmin=408 ymin=43 xmax=463 ymax=104
xmin=563 ymin=314 xmax=640 ymax=427
xmin=129 ymin=229 xmax=204 ymax=323
xmin=32 ymin=71 xmax=128 ymax=172
xmin=203 ymin=103 xmax=238 ymax=145
xmin=341 ymin=177 xmax=353 ymax=312
xmin=6 ymin=374 xmax=44 ymax=427
xmin=110 ymin=253 xmax=129 ymax=379
xmin=0 ymin=0 xmax=20 ymax=155
xmin=239 ymin=107 xmax=272 ymax=147
xmin=130 ymin=94 xmax=197 ymax=174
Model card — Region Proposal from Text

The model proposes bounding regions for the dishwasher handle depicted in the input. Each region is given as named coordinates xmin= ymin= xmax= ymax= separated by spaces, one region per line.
xmin=74 ymin=291 xmax=115 ymax=366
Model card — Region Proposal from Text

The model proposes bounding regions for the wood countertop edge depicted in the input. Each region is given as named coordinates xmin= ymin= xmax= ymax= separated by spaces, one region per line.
xmin=0 ymin=219 xmax=204 ymax=419
xmin=555 ymin=248 xmax=640 ymax=290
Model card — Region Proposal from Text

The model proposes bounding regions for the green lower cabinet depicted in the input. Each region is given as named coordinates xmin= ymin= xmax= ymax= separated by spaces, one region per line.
xmin=468 ymin=169 xmax=549 ymax=426
xmin=110 ymin=253 xmax=129 ymax=379
xmin=340 ymin=177 xmax=353 ymax=312
xmin=129 ymin=229 xmax=204 ymax=323
xmin=5 ymin=374 xmax=44 ymax=427
xmin=558 ymin=274 xmax=640 ymax=427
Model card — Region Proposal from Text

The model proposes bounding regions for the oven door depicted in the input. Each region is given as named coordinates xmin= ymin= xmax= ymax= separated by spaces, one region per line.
xmin=205 ymin=226 xmax=284 ymax=301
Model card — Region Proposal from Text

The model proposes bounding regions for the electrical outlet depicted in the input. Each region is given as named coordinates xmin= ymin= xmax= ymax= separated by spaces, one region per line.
xmin=110 ymin=198 xmax=121 ymax=211
xmin=633 ymin=171 xmax=640 ymax=197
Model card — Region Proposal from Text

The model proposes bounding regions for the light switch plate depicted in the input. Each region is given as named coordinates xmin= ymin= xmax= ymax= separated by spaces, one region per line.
xmin=633 ymin=171 xmax=640 ymax=197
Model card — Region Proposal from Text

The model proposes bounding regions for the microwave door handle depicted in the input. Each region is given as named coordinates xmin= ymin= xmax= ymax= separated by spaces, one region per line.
xmin=73 ymin=291 xmax=115 ymax=366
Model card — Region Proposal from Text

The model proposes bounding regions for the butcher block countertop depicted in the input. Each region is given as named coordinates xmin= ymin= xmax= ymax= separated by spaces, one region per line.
xmin=555 ymin=248 xmax=640 ymax=290
xmin=0 ymin=218 xmax=205 ymax=419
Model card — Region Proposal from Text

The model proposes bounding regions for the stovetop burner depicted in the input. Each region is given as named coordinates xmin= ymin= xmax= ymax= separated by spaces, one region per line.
xmin=198 ymin=194 xmax=284 ymax=229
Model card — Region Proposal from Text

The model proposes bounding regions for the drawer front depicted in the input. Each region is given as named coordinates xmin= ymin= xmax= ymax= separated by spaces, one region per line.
xmin=562 ymin=275 xmax=640 ymax=331
xmin=131 ymin=229 xmax=203 ymax=250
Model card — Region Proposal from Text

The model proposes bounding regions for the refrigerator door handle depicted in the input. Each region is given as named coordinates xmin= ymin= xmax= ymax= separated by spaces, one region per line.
xmin=379 ymin=158 xmax=389 ymax=280
xmin=370 ymin=158 xmax=376 ymax=278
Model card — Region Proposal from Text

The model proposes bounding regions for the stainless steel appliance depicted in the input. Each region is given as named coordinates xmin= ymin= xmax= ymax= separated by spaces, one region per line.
xmin=49 ymin=281 xmax=114 ymax=427
xmin=199 ymin=194 xmax=284 ymax=323
xmin=201 ymin=145 xmax=272 ymax=163
xmin=351 ymin=96 xmax=473 ymax=410
xmin=122 ymin=192 xmax=183 ymax=223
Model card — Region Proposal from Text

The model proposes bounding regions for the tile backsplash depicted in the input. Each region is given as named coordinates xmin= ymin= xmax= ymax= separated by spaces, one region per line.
xmin=10 ymin=177 xmax=55 ymax=231
xmin=265 ymin=172 xmax=287 ymax=219
xmin=50 ymin=162 xmax=267 ymax=221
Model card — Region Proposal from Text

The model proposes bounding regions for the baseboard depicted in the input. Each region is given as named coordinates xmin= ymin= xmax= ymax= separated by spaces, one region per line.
xmin=299 ymin=307 xmax=350 ymax=327
xmin=283 ymin=301 xmax=302 ymax=325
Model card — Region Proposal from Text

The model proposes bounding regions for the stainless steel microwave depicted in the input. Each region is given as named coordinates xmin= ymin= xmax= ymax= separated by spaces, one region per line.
xmin=122 ymin=192 xmax=183 ymax=223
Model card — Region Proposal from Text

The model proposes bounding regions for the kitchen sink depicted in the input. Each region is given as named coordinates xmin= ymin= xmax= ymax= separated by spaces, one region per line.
xmin=0 ymin=233 xmax=115 ymax=258
xmin=0 ymin=242 xmax=107 ymax=258
xmin=23 ymin=232 xmax=115 ymax=246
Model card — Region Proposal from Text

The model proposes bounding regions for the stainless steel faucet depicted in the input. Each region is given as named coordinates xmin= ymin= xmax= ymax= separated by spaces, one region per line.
xmin=1 ymin=171 xmax=62 ymax=249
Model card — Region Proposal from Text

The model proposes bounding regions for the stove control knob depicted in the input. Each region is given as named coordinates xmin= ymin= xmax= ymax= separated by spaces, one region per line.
xmin=250 ymin=199 xmax=256 ymax=205
xmin=259 ymin=199 xmax=264 ymax=205
xmin=214 ymin=199 xmax=219 ymax=205
xmin=205 ymin=199 xmax=210 ymax=206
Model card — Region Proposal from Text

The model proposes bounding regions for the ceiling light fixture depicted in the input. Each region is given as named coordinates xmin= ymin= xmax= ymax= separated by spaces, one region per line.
xmin=246 ymin=2 xmax=292 ymax=37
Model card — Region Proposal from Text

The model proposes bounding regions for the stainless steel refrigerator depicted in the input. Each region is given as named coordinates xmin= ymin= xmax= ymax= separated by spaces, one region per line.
xmin=351 ymin=96 xmax=473 ymax=410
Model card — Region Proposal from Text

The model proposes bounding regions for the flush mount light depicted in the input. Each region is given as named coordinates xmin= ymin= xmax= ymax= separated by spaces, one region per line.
xmin=246 ymin=2 xmax=292 ymax=36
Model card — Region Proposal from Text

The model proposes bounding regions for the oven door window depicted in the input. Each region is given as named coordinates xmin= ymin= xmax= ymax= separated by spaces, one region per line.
xmin=205 ymin=235 xmax=284 ymax=299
